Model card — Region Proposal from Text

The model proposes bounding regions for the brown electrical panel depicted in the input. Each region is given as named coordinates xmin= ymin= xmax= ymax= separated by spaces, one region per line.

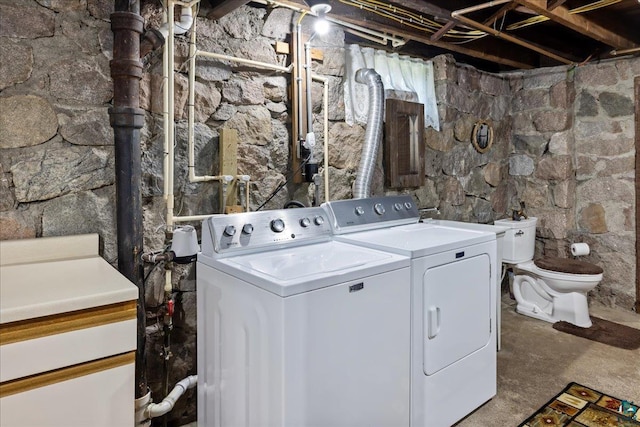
xmin=384 ymin=99 xmax=425 ymax=188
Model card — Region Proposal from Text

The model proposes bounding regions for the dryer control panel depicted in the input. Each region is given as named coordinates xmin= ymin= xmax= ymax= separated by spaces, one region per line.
xmin=323 ymin=195 xmax=420 ymax=234
xmin=202 ymin=207 xmax=332 ymax=256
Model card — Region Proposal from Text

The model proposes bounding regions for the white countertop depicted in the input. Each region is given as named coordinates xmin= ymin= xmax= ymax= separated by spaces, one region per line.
xmin=0 ymin=234 xmax=138 ymax=324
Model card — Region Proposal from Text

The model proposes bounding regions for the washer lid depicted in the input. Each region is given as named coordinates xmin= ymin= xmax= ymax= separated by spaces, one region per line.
xmin=203 ymin=240 xmax=409 ymax=297
xmin=337 ymin=223 xmax=495 ymax=258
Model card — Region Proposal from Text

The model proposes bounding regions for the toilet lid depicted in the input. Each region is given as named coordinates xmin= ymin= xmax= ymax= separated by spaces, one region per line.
xmin=534 ymin=256 xmax=603 ymax=275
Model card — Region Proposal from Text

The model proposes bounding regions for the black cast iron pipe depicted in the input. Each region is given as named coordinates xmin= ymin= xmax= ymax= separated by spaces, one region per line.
xmin=109 ymin=6 xmax=148 ymax=399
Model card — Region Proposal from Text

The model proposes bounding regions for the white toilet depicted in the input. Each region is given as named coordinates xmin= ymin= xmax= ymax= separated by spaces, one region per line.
xmin=494 ymin=217 xmax=603 ymax=328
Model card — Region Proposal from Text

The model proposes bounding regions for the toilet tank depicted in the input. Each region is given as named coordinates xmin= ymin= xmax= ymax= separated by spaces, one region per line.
xmin=493 ymin=217 xmax=537 ymax=264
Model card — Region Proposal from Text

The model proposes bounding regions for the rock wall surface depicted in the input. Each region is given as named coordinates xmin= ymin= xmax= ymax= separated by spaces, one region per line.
xmin=507 ymin=59 xmax=640 ymax=309
xmin=1 ymin=1 xmax=638 ymax=425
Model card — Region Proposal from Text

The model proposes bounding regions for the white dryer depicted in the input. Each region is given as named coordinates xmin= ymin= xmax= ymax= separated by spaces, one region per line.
xmin=323 ymin=196 xmax=498 ymax=427
xmin=197 ymin=207 xmax=412 ymax=427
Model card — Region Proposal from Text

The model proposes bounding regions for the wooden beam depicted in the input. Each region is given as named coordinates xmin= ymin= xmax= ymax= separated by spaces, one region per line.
xmin=219 ymin=128 xmax=240 ymax=213
xmin=390 ymin=0 xmax=455 ymax=22
xmin=515 ymin=0 xmax=636 ymax=49
xmin=275 ymin=41 xmax=324 ymax=61
xmin=207 ymin=0 xmax=250 ymax=20
xmin=431 ymin=20 xmax=456 ymax=42
xmin=290 ymin=29 xmax=307 ymax=183
xmin=329 ymin=14 xmax=538 ymax=68
xmin=271 ymin=0 xmax=540 ymax=68
xmin=547 ymin=0 xmax=567 ymax=11
xmin=482 ymin=2 xmax=518 ymax=27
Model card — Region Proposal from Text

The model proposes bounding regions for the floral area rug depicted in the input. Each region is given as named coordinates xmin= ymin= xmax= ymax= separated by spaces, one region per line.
xmin=518 ymin=382 xmax=640 ymax=427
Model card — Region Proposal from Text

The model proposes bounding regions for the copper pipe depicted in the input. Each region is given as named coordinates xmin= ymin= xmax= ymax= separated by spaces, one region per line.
xmin=452 ymin=0 xmax=512 ymax=16
xmin=611 ymin=46 xmax=640 ymax=56
xmin=451 ymin=1 xmax=574 ymax=65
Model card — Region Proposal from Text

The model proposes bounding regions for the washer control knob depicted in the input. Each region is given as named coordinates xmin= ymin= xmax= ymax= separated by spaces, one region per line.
xmin=355 ymin=206 xmax=365 ymax=216
xmin=242 ymin=224 xmax=254 ymax=235
xmin=374 ymin=203 xmax=386 ymax=215
xmin=223 ymin=225 xmax=236 ymax=236
xmin=300 ymin=217 xmax=311 ymax=228
xmin=314 ymin=215 xmax=325 ymax=226
xmin=394 ymin=202 xmax=403 ymax=211
xmin=404 ymin=202 xmax=413 ymax=210
xmin=270 ymin=219 xmax=285 ymax=233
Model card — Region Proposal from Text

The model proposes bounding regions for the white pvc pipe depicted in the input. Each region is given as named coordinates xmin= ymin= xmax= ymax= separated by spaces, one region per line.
xmin=196 ymin=50 xmax=291 ymax=73
xmin=162 ymin=8 xmax=170 ymax=208
xmin=145 ymin=375 xmax=198 ymax=419
xmin=162 ymin=4 xmax=329 ymax=209
xmin=167 ymin=1 xmax=175 ymax=231
xmin=187 ymin=49 xmax=290 ymax=184
xmin=158 ymin=4 xmax=193 ymax=39
xmin=253 ymin=0 xmax=407 ymax=47
xmin=173 ymin=214 xmax=218 ymax=223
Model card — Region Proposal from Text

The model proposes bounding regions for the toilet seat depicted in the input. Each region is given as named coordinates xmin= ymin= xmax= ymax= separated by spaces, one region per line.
xmin=534 ymin=256 xmax=603 ymax=276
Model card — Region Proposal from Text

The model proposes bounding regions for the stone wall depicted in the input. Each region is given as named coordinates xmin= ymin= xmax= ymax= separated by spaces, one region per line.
xmin=0 ymin=0 xmax=116 ymax=253
xmin=507 ymin=58 xmax=639 ymax=309
xmin=423 ymin=55 xmax=514 ymax=223
xmin=1 ymin=1 xmax=638 ymax=425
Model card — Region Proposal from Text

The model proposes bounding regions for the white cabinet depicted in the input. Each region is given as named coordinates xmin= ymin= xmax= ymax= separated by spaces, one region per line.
xmin=0 ymin=234 xmax=138 ymax=427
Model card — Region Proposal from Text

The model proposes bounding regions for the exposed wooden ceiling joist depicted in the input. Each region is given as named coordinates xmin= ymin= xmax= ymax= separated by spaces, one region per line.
xmin=268 ymin=0 xmax=542 ymax=68
xmin=482 ymin=2 xmax=518 ymax=26
xmin=207 ymin=0 xmax=250 ymax=20
xmin=547 ymin=0 xmax=567 ymax=12
xmin=203 ymin=0 xmax=640 ymax=70
xmin=515 ymin=0 xmax=637 ymax=49
xmin=332 ymin=12 xmax=539 ymax=69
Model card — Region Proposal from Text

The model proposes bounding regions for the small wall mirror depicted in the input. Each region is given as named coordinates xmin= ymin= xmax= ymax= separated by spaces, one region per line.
xmin=471 ymin=121 xmax=494 ymax=153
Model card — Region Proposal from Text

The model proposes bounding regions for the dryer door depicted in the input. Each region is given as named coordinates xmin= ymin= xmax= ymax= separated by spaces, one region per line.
xmin=422 ymin=253 xmax=491 ymax=375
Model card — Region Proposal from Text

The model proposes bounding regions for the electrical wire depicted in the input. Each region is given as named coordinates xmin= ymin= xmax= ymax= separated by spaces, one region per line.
xmin=506 ymin=0 xmax=622 ymax=31
xmin=337 ymin=0 xmax=486 ymax=40
xmin=337 ymin=0 xmax=622 ymax=44
xmin=255 ymin=156 xmax=310 ymax=211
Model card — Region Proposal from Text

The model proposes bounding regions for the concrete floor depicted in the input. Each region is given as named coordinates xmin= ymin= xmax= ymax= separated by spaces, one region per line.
xmin=184 ymin=296 xmax=640 ymax=427
xmin=457 ymin=295 xmax=640 ymax=426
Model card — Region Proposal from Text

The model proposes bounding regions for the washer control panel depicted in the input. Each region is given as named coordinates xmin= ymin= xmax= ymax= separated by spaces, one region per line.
xmin=203 ymin=207 xmax=332 ymax=255
xmin=322 ymin=195 xmax=420 ymax=234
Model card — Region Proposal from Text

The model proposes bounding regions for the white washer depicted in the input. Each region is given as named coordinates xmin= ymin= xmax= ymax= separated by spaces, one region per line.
xmin=323 ymin=196 xmax=498 ymax=427
xmin=197 ymin=207 xmax=412 ymax=427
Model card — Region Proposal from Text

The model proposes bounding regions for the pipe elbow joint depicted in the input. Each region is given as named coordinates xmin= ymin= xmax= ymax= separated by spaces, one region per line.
xmin=355 ymin=68 xmax=382 ymax=85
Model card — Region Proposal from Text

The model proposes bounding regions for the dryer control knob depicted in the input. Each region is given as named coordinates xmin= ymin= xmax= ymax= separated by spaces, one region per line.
xmin=314 ymin=216 xmax=325 ymax=226
xmin=242 ymin=224 xmax=254 ymax=235
xmin=404 ymin=202 xmax=413 ymax=210
xmin=223 ymin=225 xmax=236 ymax=236
xmin=300 ymin=217 xmax=311 ymax=228
xmin=355 ymin=206 xmax=365 ymax=216
xmin=394 ymin=202 xmax=403 ymax=211
xmin=270 ymin=219 xmax=285 ymax=233
xmin=374 ymin=203 xmax=386 ymax=215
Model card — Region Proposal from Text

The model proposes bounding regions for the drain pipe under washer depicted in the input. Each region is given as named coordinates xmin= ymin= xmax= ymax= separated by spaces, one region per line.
xmin=352 ymin=68 xmax=384 ymax=199
xmin=135 ymin=375 xmax=198 ymax=425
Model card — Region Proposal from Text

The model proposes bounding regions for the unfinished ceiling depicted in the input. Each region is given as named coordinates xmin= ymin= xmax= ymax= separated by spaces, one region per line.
xmin=208 ymin=0 xmax=640 ymax=71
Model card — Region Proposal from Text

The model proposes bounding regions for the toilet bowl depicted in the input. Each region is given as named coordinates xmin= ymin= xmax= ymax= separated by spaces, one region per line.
xmin=494 ymin=218 xmax=603 ymax=327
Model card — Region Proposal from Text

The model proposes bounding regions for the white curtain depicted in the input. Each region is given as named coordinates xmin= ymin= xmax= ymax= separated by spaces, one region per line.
xmin=344 ymin=44 xmax=440 ymax=131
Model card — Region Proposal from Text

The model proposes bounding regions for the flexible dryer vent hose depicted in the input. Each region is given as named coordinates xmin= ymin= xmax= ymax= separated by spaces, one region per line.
xmin=353 ymin=68 xmax=384 ymax=199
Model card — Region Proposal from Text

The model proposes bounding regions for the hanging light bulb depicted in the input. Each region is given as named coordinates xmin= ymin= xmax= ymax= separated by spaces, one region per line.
xmin=314 ymin=13 xmax=330 ymax=35
xmin=304 ymin=1 xmax=332 ymax=34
